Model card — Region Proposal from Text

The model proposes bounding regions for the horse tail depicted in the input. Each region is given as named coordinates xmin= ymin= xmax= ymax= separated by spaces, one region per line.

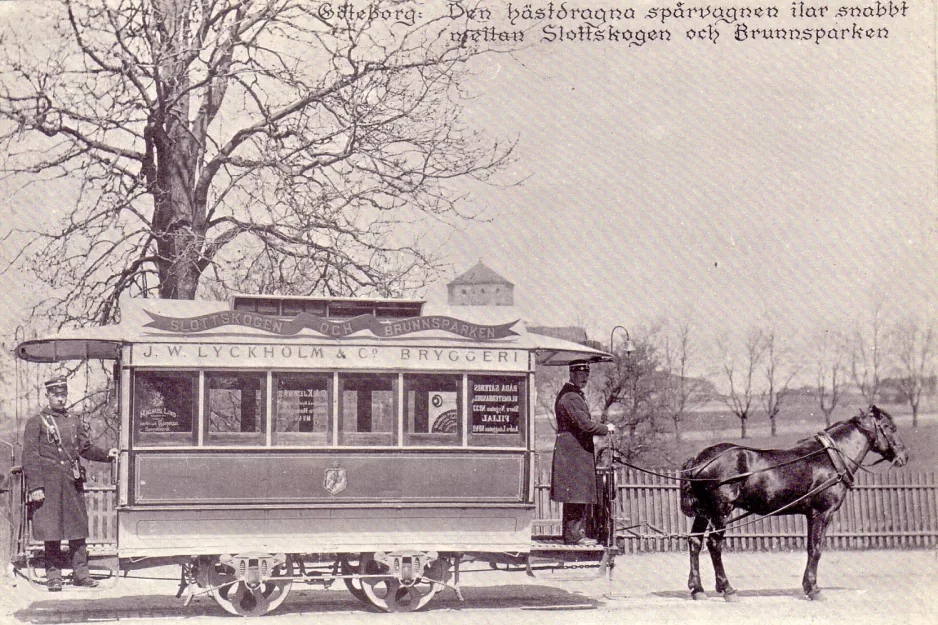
xmin=679 ymin=457 xmax=699 ymax=517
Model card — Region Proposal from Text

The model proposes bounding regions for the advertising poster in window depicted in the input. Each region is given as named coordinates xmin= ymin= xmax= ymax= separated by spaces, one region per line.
xmin=470 ymin=376 xmax=521 ymax=435
xmin=137 ymin=378 xmax=192 ymax=433
xmin=429 ymin=392 xmax=459 ymax=433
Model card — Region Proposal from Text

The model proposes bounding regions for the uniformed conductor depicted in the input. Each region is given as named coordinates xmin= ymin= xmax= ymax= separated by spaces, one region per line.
xmin=550 ymin=360 xmax=615 ymax=545
xmin=22 ymin=376 xmax=117 ymax=591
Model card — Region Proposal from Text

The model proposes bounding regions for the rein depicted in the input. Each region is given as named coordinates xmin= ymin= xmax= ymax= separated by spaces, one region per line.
xmin=612 ymin=447 xmax=829 ymax=484
xmin=619 ymin=473 xmax=847 ymax=542
xmin=613 ymin=411 xmax=892 ymax=485
xmin=610 ymin=412 xmax=897 ymax=542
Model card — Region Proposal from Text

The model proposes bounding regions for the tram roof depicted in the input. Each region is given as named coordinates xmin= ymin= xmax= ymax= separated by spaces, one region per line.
xmin=15 ymin=297 xmax=612 ymax=366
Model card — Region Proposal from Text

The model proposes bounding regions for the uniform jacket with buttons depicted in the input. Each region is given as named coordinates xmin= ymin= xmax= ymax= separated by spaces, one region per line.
xmin=22 ymin=407 xmax=110 ymax=541
xmin=550 ymin=382 xmax=611 ymax=504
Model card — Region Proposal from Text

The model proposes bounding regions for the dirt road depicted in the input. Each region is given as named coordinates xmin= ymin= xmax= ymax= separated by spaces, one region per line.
xmin=2 ymin=549 xmax=935 ymax=624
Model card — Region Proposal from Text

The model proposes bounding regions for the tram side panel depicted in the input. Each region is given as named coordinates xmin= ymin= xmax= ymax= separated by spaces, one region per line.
xmin=118 ymin=355 xmax=537 ymax=558
xmin=118 ymin=451 xmax=534 ymax=556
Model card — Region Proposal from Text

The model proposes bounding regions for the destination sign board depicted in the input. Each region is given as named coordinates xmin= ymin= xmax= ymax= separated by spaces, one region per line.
xmin=131 ymin=342 xmax=531 ymax=372
xmin=144 ymin=310 xmax=519 ymax=340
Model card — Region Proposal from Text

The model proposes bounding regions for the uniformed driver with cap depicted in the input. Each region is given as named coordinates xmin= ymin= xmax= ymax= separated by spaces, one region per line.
xmin=22 ymin=376 xmax=118 ymax=591
xmin=550 ymin=360 xmax=615 ymax=545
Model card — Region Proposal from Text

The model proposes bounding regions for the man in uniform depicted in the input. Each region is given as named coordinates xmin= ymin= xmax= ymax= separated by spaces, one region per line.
xmin=550 ymin=360 xmax=615 ymax=545
xmin=22 ymin=376 xmax=117 ymax=591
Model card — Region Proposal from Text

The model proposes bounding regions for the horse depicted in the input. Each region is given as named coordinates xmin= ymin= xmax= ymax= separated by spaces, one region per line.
xmin=679 ymin=405 xmax=909 ymax=602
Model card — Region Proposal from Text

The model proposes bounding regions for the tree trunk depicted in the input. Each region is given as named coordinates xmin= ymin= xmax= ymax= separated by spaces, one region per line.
xmin=740 ymin=416 xmax=747 ymax=439
xmin=770 ymin=416 xmax=777 ymax=437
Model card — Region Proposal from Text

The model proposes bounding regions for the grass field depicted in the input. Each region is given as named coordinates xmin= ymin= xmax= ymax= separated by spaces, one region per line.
xmin=535 ymin=397 xmax=938 ymax=471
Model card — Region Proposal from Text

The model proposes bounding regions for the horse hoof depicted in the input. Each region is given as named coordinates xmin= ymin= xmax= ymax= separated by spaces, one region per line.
xmin=691 ymin=591 xmax=708 ymax=601
xmin=807 ymin=590 xmax=825 ymax=601
xmin=723 ymin=591 xmax=739 ymax=603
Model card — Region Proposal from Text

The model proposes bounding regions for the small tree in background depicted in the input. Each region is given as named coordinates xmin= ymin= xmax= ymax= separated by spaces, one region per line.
xmin=761 ymin=329 xmax=799 ymax=436
xmin=892 ymin=315 xmax=935 ymax=427
xmin=815 ymin=329 xmax=845 ymax=427
xmin=718 ymin=328 xmax=765 ymax=439
xmin=658 ymin=320 xmax=708 ymax=442
xmin=849 ymin=300 xmax=887 ymax=405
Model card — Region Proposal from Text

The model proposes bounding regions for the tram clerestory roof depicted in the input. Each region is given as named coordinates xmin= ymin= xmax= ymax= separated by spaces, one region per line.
xmin=14 ymin=297 xmax=613 ymax=366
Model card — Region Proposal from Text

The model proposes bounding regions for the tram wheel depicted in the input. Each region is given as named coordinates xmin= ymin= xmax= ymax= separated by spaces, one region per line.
xmin=358 ymin=555 xmax=449 ymax=613
xmin=339 ymin=557 xmax=370 ymax=606
xmin=209 ymin=563 xmax=293 ymax=617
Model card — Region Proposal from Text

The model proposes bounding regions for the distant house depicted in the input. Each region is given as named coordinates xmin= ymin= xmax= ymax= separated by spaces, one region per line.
xmin=447 ymin=261 xmax=514 ymax=306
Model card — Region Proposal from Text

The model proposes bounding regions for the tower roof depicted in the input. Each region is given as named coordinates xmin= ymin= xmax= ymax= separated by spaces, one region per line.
xmin=449 ymin=261 xmax=513 ymax=287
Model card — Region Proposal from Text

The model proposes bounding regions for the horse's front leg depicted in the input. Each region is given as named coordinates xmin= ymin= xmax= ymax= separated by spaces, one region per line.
xmin=687 ymin=516 xmax=709 ymax=600
xmin=803 ymin=511 xmax=834 ymax=600
xmin=706 ymin=517 xmax=737 ymax=602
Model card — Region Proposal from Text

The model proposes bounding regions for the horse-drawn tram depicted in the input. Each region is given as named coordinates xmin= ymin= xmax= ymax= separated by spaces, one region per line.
xmin=11 ymin=294 xmax=617 ymax=615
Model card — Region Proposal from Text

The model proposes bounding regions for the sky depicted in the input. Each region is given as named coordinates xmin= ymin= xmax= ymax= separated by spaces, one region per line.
xmin=0 ymin=1 xmax=936 ymax=380
xmin=420 ymin=1 xmax=938 ymax=363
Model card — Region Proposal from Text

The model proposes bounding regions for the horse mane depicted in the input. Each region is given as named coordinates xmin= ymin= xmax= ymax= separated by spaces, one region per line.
xmin=794 ymin=410 xmax=868 ymax=445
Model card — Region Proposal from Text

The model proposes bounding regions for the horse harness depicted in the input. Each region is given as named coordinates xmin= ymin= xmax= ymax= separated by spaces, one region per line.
xmin=815 ymin=431 xmax=856 ymax=488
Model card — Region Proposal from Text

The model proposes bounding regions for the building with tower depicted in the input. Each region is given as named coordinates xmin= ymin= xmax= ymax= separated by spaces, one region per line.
xmin=446 ymin=261 xmax=514 ymax=306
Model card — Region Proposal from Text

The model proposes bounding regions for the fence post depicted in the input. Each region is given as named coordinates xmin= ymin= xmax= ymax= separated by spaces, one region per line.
xmin=0 ymin=471 xmax=11 ymax=583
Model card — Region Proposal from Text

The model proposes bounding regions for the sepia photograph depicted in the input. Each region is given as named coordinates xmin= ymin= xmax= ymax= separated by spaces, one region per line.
xmin=0 ymin=0 xmax=934 ymax=623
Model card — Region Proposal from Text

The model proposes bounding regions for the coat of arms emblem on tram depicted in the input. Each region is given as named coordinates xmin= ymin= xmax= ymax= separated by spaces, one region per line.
xmin=323 ymin=464 xmax=348 ymax=496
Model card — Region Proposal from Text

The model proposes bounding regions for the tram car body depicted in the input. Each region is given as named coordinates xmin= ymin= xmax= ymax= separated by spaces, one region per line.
xmin=11 ymin=295 xmax=617 ymax=615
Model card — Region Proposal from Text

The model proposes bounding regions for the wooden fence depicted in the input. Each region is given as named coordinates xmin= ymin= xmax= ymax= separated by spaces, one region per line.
xmin=22 ymin=467 xmax=937 ymax=554
xmin=535 ymin=467 xmax=938 ymax=552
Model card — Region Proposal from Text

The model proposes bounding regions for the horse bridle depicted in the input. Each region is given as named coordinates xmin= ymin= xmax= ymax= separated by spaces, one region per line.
xmin=855 ymin=408 xmax=899 ymax=467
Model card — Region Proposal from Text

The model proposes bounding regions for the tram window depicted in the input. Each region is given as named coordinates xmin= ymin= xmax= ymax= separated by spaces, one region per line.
xmin=273 ymin=373 xmax=331 ymax=446
xmin=133 ymin=372 xmax=197 ymax=447
xmin=205 ymin=372 xmax=266 ymax=445
xmin=403 ymin=374 xmax=462 ymax=447
xmin=467 ymin=375 xmax=526 ymax=447
xmin=338 ymin=373 xmax=397 ymax=446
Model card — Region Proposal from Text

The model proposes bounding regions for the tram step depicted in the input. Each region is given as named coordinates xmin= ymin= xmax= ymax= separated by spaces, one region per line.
xmin=530 ymin=536 xmax=606 ymax=551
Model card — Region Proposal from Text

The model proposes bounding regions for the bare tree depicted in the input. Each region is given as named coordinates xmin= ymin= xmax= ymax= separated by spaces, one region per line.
xmin=891 ymin=315 xmax=935 ymax=427
xmin=814 ymin=330 xmax=845 ymax=427
xmin=0 ymin=0 xmax=513 ymax=328
xmin=658 ymin=320 xmax=708 ymax=442
xmin=761 ymin=329 xmax=799 ymax=437
xmin=593 ymin=331 xmax=665 ymax=464
xmin=849 ymin=300 xmax=887 ymax=405
xmin=718 ymin=328 xmax=765 ymax=439
xmin=533 ymin=362 xmax=567 ymax=429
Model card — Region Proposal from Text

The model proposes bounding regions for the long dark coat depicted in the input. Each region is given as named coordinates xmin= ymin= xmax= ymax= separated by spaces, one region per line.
xmin=22 ymin=408 xmax=110 ymax=541
xmin=550 ymin=383 xmax=610 ymax=504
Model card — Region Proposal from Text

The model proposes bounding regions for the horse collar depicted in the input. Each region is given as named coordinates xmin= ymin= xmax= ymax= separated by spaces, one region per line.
xmin=816 ymin=431 xmax=855 ymax=488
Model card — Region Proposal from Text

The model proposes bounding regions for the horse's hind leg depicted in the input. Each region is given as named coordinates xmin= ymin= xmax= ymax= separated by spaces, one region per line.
xmin=687 ymin=516 xmax=709 ymax=600
xmin=706 ymin=517 xmax=737 ymax=602
xmin=803 ymin=511 xmax=833 ymax=600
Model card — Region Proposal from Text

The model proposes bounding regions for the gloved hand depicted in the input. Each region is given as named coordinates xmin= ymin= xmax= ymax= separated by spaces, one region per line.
xmin=29 ymin=489 xmax=45 ymax=503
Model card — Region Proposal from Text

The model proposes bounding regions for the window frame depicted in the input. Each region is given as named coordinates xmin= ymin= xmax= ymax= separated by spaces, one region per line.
xmin=467 ymin=374 xmax=527 ymax=448
xmin=402 ymin=373 xmax=464 ymax=447
xmin=202 ymin=370 xmax=268 ymax=447
xmin=336 ymin=372 xmax=399 ymax=447
xmin=271 ymin=372 xmax=333 ymax=447
xmin=131 ymin=370 xmax=199 ymax=447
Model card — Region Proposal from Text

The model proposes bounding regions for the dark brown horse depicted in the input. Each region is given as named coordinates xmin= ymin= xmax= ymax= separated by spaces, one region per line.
xmin=680 ymin=405 xmax=908 ymax=601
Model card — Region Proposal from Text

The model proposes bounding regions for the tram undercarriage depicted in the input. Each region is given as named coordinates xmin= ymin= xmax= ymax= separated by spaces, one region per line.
xmin=12 ymin=544 xmax=616 ymax=616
